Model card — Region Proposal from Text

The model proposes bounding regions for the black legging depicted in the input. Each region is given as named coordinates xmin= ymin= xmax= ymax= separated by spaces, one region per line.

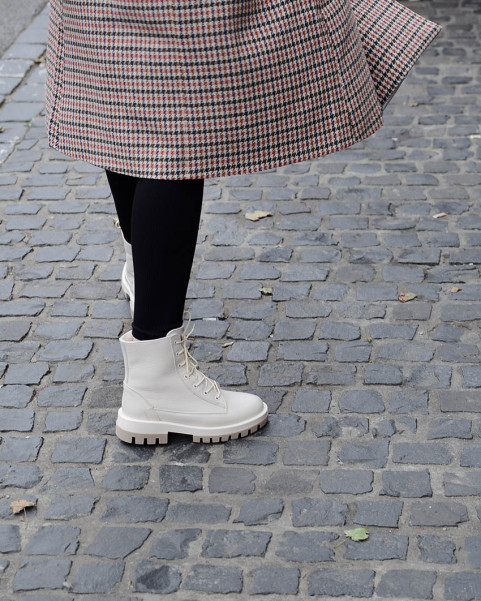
xmin=105 ymin=170 xmax=204 ymax=340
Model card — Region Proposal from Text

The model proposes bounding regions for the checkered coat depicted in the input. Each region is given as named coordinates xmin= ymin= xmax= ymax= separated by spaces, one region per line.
xmin=45 ymin=0 xmax=441 ymax=180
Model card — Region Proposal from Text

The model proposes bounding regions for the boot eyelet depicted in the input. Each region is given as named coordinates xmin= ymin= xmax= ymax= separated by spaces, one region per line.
xmin=183 ymin=374 xmax=188 ymax=379
xmin=215 ymin=395 xmax=220 ymax=400
xmin=203 ymin=391 xmax=208 ymax=395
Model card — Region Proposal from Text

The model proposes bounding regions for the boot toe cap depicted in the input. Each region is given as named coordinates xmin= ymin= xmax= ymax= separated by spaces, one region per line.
xmin=223 ymin=390 xmax=267 ymax=422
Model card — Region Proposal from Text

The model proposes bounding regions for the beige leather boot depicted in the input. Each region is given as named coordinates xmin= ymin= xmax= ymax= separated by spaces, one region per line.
xmin=121 ymin=235 xmax=134 ymax=315
xmin=116 ymin=319 xmax=268 ymax=444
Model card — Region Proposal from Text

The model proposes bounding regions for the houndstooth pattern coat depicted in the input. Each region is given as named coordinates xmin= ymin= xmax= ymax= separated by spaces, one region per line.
xmin=45 ymin=0 xmax=441 ymax=180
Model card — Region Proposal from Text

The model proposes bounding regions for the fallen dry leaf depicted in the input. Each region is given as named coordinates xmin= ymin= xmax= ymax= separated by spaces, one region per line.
xmin=450 ymin=286 xmax=461 ymax=293
xmin=433 ymin=212 xmax=447 ymax=219
xmin=399 ymin=292 xmax=417 ymax=303
xmin=260 ymin=286 xmax=273 ymax=295
xmin=221 ymin=341 xmax=234 ymax=348
xmin=245 ymin=210 xmax=273 ymax=222
xmin=10 ymin=499 xmax=36 ymax=515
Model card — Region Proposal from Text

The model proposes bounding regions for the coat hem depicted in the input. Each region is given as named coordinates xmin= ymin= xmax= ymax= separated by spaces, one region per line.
xmin=46 ymin=115 xmax=384 ymax=181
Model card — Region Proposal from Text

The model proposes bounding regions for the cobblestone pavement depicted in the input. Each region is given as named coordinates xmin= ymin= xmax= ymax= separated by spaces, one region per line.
xmin=0 ymin=1 xmax=480 ymax=599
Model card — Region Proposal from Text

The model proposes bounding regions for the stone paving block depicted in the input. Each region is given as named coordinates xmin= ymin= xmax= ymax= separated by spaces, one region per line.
xmin=249 ymin=566 xmax=300 ymax=595
xmin=40 ymin=340 xmax=93 ymax=361
xmin=444 ymin=469 xmax=481 ymax=496
xmin=344 ymin=533 xmax=408 ymax=560
xmin=291 ymin=498 xmax=347 ymax=526
xmin=223 ymin=439 xmax=278 ymax=465
xmin=0 ymin=464 xmax=42 ymax=489
xmin=24 ymin=525 xmax=80 ymax=555
xmin=234 ymin=498 xmax=283 ymax=526
xmin=43 ymin=410 xmax=83 ymax=432
xmin=0 ymin=385 xmax=34 ymax=408
xmin=0 ymin=436 xmax=42 ymax=461
xmin=417 ymin=534 xmax=456 ymax=564
xmin=427 ymin=417 xmax=472 ymax=439
xmin=37 ymin=385 xmax=86 ymax=407
xmin=0 ymin=299 xmax=45 ymax=317
xmin=102 ymin=496 xmax=168 ymax=523
xmin=44 ymin=467 xmax=94 ymax=491
xmin=379 ymin=342 xmax=435 ymax=362
xmin=132 ymin=561 xmax=181 ymax=594
xmin=0 ymin=523 xmax=21 ymax=552
xmin=258 ymin=362 xmax=303 ymax=386
xmin=35 ymin=245 xmax=80 ymax=262
xmin=158 ymin=465 xmax=203 ymax=492
xmin=409 ymin=501 xmax=469 ymax=526
xmin=460 ymin=445 xmax=481 ymax=467
xmin=283 ymin=440 xmax=330 ymax=466
xmin=53 ymin=363 xmax=94 ymax=382
xmin=377 ymin=569 xmax=436 ymax=599
xmin=338 ymin=440 xmax=389 ymax=468
xmin=308 ymin=568 xmax=374 ymax=597
xmin=320 ymin=469 xmax=373 ymax=494
xmin=276 ymin=531 xmax=336 ymax=562
xmin=339 ymin=389 xmax=385 ymax=413
xmin=208 ymin=467 xmax=255 ymax=494
xmin=51 ymin=437 xmax=105 ymax=463
xmin=83 ymin=319 xmax=123 ymax=338
xmin=406 ymin=366 xmax=451 ymax=390
xmin=364 ymin=364 xmax=403 ymax=385
xmin=201 ymin=529 xmax=271 ymax=558
xmin=392 ymin=442 xmax=453 ymax=465
xmin=381 ymin=470 xmax=432 ymax=498
xmin=260 ymin=414 xmax=305 ymax=437
xmin=226 ymin=341 xmax=269 ymax=362
xmin=291 ymin=389 xmax=331 ymax=413
xmin=445 ymin=573 xmax=481 ymax=601
xmin=319 ymin=321 xmax=360 ymax=340
xmin=148 ymin=529 xmax=200 ymax=559
xmin=12 ymin=558 xmax=72 ymax=592
xmin=101 ymin=466 xmax=150 ymax=490
xmin=0 ymin=408 xmax=34 ymax=431
xmin=45 ymin=495 xmax=98 ymax=520
xmin=86 ymin=526 xmax=151 ymax=559
xmin=166 ymin=502 xmax=231 ymax=524
xmin=70 ymin=560 xmax=125 ymax=594
xmin=353 ymin=499 xmax=404 ymax=528
xmin=264 ymin=468 xmax=318 ymax=493
xmin=183 ymin=564 xmax=242 ymax=593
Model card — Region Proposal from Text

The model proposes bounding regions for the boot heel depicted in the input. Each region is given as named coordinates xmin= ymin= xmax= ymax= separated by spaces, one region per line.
xmin=116 ymin=423 xmax=169 ymax=445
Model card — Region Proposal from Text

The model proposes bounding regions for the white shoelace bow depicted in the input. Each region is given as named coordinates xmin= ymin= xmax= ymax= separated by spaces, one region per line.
xmin=175 ymin=312 xmax=221 ymax=400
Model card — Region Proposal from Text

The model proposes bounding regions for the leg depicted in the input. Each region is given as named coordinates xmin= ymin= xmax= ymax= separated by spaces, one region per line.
xmin=113 ymin=175 xmax=268 ymax=445
xmin=105 ymin=169 xmax=137 ymax=243
xmin=130 ymin=177 xmax=204 ymax=340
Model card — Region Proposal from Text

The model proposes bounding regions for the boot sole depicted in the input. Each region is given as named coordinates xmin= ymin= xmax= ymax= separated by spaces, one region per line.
xmin=115 ymin=406 xmax=269 ymax=445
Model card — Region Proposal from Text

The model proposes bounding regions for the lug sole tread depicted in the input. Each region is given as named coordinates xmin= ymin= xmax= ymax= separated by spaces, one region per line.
xmin=116 ymin=414 xmax=268 ymax=445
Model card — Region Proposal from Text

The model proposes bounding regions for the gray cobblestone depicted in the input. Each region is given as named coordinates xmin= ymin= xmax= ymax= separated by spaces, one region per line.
xmin=291 ymin=498 xmax=347 ymax=526
xmin=417 ymin=535 xmax=456 ymax=564
xmin=377 ymin=570 xmax=436 ymax=599
xmin=71 ymin=560 xmax=125 ymax=594
xmin=234 ymin=498 xmax=283 ymax=526
xmin=183 ymin=564 xmax=242 ymax=593
xmin=308 ymin=569 xmax=374 ymax=597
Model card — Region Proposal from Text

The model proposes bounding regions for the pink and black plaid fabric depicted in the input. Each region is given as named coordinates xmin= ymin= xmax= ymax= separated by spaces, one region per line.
xmin=45 ymin=0 xmax=441 ymax=180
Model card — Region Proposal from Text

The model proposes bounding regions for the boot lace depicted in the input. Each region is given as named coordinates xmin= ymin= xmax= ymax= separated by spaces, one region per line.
xmin=175 ymin=311 xmax=221 ymax=400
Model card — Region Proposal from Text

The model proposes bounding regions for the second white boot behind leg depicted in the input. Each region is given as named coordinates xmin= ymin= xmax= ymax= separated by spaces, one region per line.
xmin=121 ymin=235 xmax=134 ymax=315
xmin=116 ymin=321 xmax=268 ymax=444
